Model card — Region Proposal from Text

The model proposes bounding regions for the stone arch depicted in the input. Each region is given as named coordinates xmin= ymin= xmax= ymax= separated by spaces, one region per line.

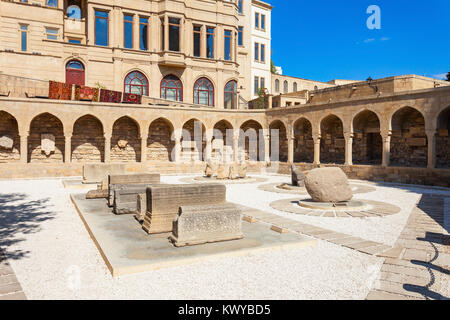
xmin=436 ymin=106 xmax=450 ymax=168
xmin=71 ymin=115 xmax=104 ymax=163
xmin=239 ymin=120 xmax=263 ymax=162
xmin=269 ymin=120 xmax=288 ymax=162
xmin=293 ymin=117 xmax=313 ymax=163
xmin=352 ymin=110 xmax=382 ymax=164
xmin=181 ymin=118 xmax=206 ymax=162
xmin=320 ymin=114 xmax=344 ymax=164
xmin=28 ymin=113 xmax=65 ymax=163
xmin=0 ymin=111 xmax=20 ymax=163
xmin=147 ymin=117 xmax=175 ymax=162
xmin=212 ymin=120 xmax=234 ymax=162
xmin=111 ymin=116 xmax=141 ymax=162
xmin=390 ymin=107 xmax=427 ymax=167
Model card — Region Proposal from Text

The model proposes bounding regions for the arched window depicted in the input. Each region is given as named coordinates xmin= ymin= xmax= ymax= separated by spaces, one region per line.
xmin=224 ymin=80 xmax=237 ymax=109
xmin=293 ymin=82 xmax=297 ymax=92
xmin=161 ymin=75 xmax=183 ymax=102
xmin=193 ymin=77 xmax=214 ymax=107
xmin=283 ymin=80 xmax=288 ymax=93
xmin=124 ymin=71 xmax=149 ymax=96
xmin=275 ymin=79 xmax=280 ymax=92
xmin=65 ymin=60 xmax=85 ymax=85
xmin=67 ymin=5 xmax=81 ymax=19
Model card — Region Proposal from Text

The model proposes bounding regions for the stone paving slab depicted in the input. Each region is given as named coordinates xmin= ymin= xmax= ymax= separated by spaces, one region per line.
xmin=367 ymin=194 xmax=449 ymax=300
xmin=71 ymin=193 xmax=317 ymax=277
xmin=0 ymin=248 xmax=26 ymax=300
xmin=366 ymin=290 xmax=419 ymax=300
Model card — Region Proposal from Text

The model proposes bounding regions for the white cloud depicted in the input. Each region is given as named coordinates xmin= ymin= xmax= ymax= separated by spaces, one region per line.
xmin=380 ymin=37 xmax=390 ymax=41
xmin=363 ymin=38 xmax=375 ymax=43
xmin=433 ymin=73 xmax=447 ymax=80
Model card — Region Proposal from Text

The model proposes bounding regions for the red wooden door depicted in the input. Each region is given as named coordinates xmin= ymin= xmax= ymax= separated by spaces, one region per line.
xmin=65 ymin=60 xmax=85 ymax=85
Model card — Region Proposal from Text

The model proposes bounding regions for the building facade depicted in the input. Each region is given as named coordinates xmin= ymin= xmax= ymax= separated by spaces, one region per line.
xmin=0 ymin=0 xmax=247 ymax=108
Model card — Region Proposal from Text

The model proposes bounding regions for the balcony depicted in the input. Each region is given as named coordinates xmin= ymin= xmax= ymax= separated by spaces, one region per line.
xmin=158 ymin=51 xmax=187 ymax=68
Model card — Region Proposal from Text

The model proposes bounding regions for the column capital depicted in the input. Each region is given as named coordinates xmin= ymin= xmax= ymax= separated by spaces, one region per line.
xmin=64 ymin=131 xmax=73 ymax=138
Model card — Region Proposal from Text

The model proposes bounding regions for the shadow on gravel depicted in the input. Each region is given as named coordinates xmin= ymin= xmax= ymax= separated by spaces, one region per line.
xmin=0 ymin=193 xmax=54 ymax=261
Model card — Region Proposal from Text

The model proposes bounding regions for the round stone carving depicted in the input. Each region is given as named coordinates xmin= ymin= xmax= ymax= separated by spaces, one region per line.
xmin=304 ymin=167 xmax=353 ymax=203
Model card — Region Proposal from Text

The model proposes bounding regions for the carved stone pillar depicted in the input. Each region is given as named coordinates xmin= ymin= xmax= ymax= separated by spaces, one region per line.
xmin=313 ymin=134 xmax=321 ymax=166
xmin=64 ymin=132 xmax=72 ymax=163
xmin=140 ymin=130 xmax=148 ymax=163
xmin=104 ymin=133 xmax=111 ymax=163
xmin=344 ymin=132 xmax=353 ymax=166
xmin=381 ymin=132 xmax=391 ymax=167
xmin=20 ymin=134 xmax=28 ymax=164
xmin=426 ymin=129 xmax=436 ymax=169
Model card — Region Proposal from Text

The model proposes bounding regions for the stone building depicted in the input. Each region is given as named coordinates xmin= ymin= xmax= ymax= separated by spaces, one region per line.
xmin=0 ymin=1 xmax=449 ymax=187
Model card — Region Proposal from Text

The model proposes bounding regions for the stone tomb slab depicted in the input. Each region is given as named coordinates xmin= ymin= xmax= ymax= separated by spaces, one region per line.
xmin=70 ymin=193 xmax=317 ymax=277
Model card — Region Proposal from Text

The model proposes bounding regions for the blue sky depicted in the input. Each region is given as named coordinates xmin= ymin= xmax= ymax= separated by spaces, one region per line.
xmin=271 ymin=0 xmax=450 ymax=82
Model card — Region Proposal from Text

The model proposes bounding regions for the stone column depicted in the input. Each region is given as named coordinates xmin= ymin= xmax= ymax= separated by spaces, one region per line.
xmin=313 ymin=134 xmax=321 ymax=166
xmin=173 ymin=130 xmax=182 ymax=163
xmin=263 ymin=130 xmax=270 ymax=163
xmin=344 ymin=132 xmax=353 ymax=166
xmin=381 ymin=132 xmax=391 ymax=167
xmin=204 ymin=131 xmax=212 ymax=162
xmin=20 ymin=134 xmax=28 ymax=164
xmin=200 ymin=25 xmax=206 ymax=58
xmin=288 ymin=136 xmax=294 ymax=164
xmin=426 ymin=129 xmax=436 ymax=169
xmin=64 ymin=133 xmax=72 ymax=163
xmin=164 ymin=15 xmax=169 ymax=51
xmin=104 ymin=133 xmax=111 ymax=163
xmin=233 ymin=131 xmax=239 ymax=163
xmin=140 ymin=130 xmax=148 ymax=163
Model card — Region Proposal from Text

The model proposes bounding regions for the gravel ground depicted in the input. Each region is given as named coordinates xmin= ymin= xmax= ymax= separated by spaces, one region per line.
xmin=0 ymin=175 xmax=446 ymax=300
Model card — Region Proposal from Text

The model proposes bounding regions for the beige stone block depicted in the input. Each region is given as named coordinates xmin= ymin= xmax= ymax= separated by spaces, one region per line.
xmin=270 ymin=226 xmax=289 ymax=234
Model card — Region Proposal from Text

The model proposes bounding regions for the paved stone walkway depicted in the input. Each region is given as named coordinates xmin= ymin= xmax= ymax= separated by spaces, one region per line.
xmin=236 ymin=204 xmax=402 ymax=257
xmin=0 ymin=248 xmax=26 ymax=300
xmin=367 ymin=194 xmax=449 ymax=300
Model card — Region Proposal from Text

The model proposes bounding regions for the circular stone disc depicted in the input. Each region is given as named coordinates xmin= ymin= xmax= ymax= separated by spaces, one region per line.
xmin=298 ymin=199 xmax=368 ymax=211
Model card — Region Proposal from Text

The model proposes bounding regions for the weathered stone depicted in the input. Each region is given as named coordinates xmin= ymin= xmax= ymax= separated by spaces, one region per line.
xmin=229 ymin=164 xmax=238 ymax=180
xmin=217 ymin=164 xmax=229 ymax=179
xmin=108 ymin=173 xmax=160 ymax=207
xmin=170 ymin=203 xmax=243 ymax=247
xmin=238 ymin=162 xmax=247 ymax=179
xmin=143 ymin=184 xmax=226 ymax=234
xmin=86 ymin=189 xmax=108 ymax=199
xmin=0 ymin=134 xmax=13 ymax=150
xmin=82 ymin=164 xmax=126 ymax=184
xmin=204 ymin=161 xmax=216 ymax=178
xmin=113 ymin=185 xmax=152 ymax=215
xmin=41 ymin=133 xmax=55 ymax=156
xmin=135 ymin=193 xmax=147 ymax=222
xmin=304 ymin=167 xmax=353 ymax=202
xmin=291 ymin=165 xmax=305 ymax=187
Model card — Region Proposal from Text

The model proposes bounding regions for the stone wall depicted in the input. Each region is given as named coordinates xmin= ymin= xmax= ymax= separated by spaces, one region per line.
xmin=72 ymin=115 xmax=104 ymax=163
xmin=28 ymin=113 xmax=64 ymax=163
xmin=0 ymin=111 xmax=20 ymax=162
xmin=111 ymin=117 xmax=141 ymax=162
xmin=436 ymin=131 xmax=449 ymax=168
xmin=147 ymin=119 xmax=174 ymax=161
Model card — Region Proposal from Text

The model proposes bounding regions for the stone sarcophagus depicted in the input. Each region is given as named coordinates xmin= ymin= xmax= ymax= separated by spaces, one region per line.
xmin=108 ymin=173 xmax=160 ymax=207
xmin=142 ymin=184 xmax=226 ymax=234
xmin=83 ymin=164 xmax=126 ymax=184
xmin=113 ymin=185 xmax=154 ymax=215
xmin=169 ymin=203 xmax=243 ymax=247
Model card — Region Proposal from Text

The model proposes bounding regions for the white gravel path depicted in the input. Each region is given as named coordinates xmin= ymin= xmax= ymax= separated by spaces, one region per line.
xmin=0 ymin=175 xmax=446 ymax=300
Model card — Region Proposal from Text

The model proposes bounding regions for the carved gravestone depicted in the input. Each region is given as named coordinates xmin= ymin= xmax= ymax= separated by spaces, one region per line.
xmin=217 ymin=164 xmax=229 ymax=180
xmin=291 ymin=165 xmax=305 ymax=187
xmin=170 ymin=203 xmax=244 ymax=247
xmin=205 ymin=161 xmax=216 ymax=178
xmin=0 ymin=134 xmax=14 ymax=150
xmin=238 ymin=162 xmax=247 ymax=179
xmin=41 ymin=133 xmax=55 ymax=156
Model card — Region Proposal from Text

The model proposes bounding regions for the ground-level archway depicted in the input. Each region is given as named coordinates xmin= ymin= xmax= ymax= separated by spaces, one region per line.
xmin=269 ymin=120 xmax=288 ymax=162
xmin=181 ymin=119 xmax=206 ymax=162
xmin=352 ymin=110 xmax=382 ymax=165
xmin=147 ymin=118 xmax=174 ymax=161
xmin=111 ymin=116 xmax=141 ymax=162
xmin=212 ymin=120 xmax=233 ymax=162
xmin=239 ymin=120 xmax=263 ymax=162
xmin=436 ymin=106 xmax=450 ymax=168
xmin=320 ymin=115 xmax=344 ymax=164
xmin=293 ymin=117 xmax=313 ymax=163
xmin=71 ymin=115 xmax=104 ymax=163
xmin=28 ymin=113 xmax=65 ymax=163
xmin=390 ymin=107 xmax=427 ymax=167
xmin=0 ymin=111 xmax=20 ymax=162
